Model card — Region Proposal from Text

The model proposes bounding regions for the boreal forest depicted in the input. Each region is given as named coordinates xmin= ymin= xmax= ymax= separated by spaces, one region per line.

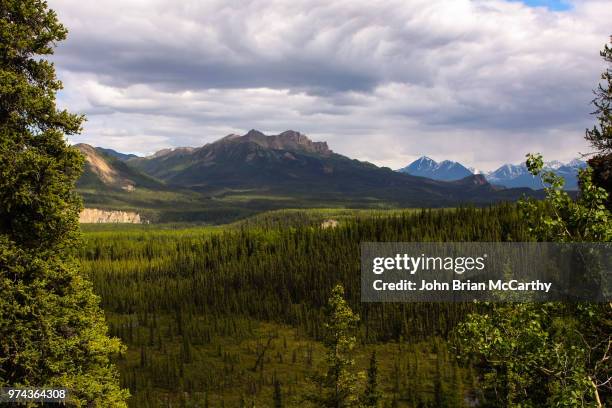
xmin=0 ymin=1 xmax=610 ymax=407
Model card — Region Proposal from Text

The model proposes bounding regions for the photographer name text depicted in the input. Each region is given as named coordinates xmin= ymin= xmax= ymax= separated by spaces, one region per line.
xmin=372 ymin=279 xmax=552 ymax=293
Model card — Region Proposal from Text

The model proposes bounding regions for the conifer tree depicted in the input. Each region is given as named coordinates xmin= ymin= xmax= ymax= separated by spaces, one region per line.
xmin=306 ymin=284 xmax=361 ymax=407
xmin=586 ymin=37 xmax=612 ymax=153
xmin=361 ymin=351 xmax=381 ymax=407
xmin=273 ymin=379 xmax=282 ymax=408
xmin=587 ymin=38 xmax=612 ymax=199
xmin=0 ymin=0 xmax=128 ymax=405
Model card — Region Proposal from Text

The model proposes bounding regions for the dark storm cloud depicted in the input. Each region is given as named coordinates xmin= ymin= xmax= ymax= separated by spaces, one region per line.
xmin=57 ymin=38 xmax=380 ymax=93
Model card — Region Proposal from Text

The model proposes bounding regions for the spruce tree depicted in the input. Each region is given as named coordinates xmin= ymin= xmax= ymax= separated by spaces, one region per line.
xmin=306 ymin=284 xmax=361 ymax=407
xmin=0 ymin=0 xmax=128 ymax=405
xmin=586 ymin=37 xmax=612 ymax=153
xmin=361 ymin=351 xmax=381 ymax=408
xmin=273 ymin=379 xmax=282 ymax=408
xmin=586 ymin=38 xmax=612 ymax=199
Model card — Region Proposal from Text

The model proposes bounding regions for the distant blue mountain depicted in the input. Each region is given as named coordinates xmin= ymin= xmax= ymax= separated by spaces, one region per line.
xmin=398 ymin=157 xmax=587 ymax=190
xmin=486 ymin=159 xmax=586 ymax=190
xmin=397 ymin=156 xmax=473 ymax=181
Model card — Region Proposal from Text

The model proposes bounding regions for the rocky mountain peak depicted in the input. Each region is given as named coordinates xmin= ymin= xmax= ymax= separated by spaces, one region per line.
xmin=275 ymin=130 xmax=331 ymax=155
xmin=221 ymin=133 xmax=242 ymax=141
xmin=244 ymin=129 xmax=267 ymax=139
xmin=412 ymin=156 xmax=436 ymax=168
xmin=220 ymin=129 xmax=331 ymax=156
xmin=398 ymin=156 xmax=472 ymax=181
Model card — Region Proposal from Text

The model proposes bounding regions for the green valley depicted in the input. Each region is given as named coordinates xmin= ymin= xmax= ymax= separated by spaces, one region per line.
xmin=80 ymin=206 xmax=529 ymax=407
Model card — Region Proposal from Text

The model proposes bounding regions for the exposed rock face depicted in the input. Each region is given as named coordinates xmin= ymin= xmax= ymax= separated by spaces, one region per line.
xmin=142 ymin=130 xmax=331 ymax=163
xmin=458 ymin=174 xmax=489 ymax=186
xmin=79 ymin=208 xmax=141 ymax=224
xmin=75 ymin=143 xmax=136 ymax=191
xmin=238 ymin=129 xmax=332 ymax=156
xmin=321 ymin=219 xmax=339 ymax=229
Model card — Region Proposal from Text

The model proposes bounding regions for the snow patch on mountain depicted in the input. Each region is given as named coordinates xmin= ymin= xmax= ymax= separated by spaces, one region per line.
xmin=398 ymin=156 xmax=473 ymax=181
xmin=398 ymin=157 xmax=587 ymax=190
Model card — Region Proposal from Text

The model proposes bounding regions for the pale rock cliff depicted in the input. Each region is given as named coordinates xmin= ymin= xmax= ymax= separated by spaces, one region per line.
xmin=79 ymin=208 xmax=142 ymax=224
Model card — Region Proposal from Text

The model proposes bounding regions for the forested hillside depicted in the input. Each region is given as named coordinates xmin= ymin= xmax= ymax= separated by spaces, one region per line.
xmin=80 ymin=205 xmax=531 ymax=406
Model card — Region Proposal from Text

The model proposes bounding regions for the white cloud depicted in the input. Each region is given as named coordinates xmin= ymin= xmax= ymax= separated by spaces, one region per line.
xmin=49 ymin=0 xmax=611 ymax=170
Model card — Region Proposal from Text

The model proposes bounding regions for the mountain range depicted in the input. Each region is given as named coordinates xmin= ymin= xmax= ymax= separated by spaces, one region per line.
xmin=398 ymin=156 xmax=586 ymax=190
xmin=397 ymin=156 xmax=473 ymax=181
xmin=75 ymin=130 xmax=540 ymax=222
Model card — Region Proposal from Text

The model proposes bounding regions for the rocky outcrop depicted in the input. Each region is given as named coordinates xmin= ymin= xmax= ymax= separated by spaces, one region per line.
xmin=321 ymin=219 xmax=339 ymax=229
xmin=79 ymin=208 xmax=142 ymax=224
xmin=239 ymin=129 xmax=332 ymax=156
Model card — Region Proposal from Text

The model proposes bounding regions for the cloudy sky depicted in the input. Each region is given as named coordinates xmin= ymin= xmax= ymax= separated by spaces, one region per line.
xmin=50 ymin=0 xmax=610 ymax=171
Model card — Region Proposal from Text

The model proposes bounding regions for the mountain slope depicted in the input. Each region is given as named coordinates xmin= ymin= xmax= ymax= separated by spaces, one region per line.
xmin=95 ymin=147 xmax=140 ymax=161
xmin=76 ymin=143 xmax=164 ymax=191
xmin=75 ymin=144 xmax=243 ymax=223
xmin=398 ymin=156 xmax=473 ymax=181
xmin=127 ymin=130 xmax=532 ymax=207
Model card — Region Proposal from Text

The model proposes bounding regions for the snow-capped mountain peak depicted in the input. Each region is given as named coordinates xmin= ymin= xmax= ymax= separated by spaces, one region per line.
xmin=485 ymin=158 xmax=587 ymax=190
xmin=398 ymin=156 xmax=473 ymax=181
xmin=544 ymin=160 xmax=563 ymax=170
xmin=397 ymin=157 xmax=587 ymax=190
xmin=409 ymin=156 xmax=437 ymax=170
xmin=489 ymin=163 xmax=526 ymax=179
xmin=567 ymin=158 xmax=587 ymax=168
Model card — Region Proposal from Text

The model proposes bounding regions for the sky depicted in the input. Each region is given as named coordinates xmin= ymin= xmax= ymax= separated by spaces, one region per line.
xmin=515 ymin=0 xmax=571 ymax=11
xmin=49 ymin=0 xmax=611 ymax=171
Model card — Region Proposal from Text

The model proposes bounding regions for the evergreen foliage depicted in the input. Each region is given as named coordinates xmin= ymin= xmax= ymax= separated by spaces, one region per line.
xmin=361 ymin=351 xmax=381 ymax=408
xmin=305 ymin=284 xmax=361 ymax=407
xmin=0 ymin=0 xmax=128 ymax=405
xmin=80 ymin=206 xmax=524 ymax=406
xmin=585 ymin=38 xmax=612 ymax=153
xmin=586 ymin=38 xmax=612 ymax=204
xmin=81 ymin=206 xmax=530 ymax=343
xmin=273 ymin=378 xmax=282 ymax=408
